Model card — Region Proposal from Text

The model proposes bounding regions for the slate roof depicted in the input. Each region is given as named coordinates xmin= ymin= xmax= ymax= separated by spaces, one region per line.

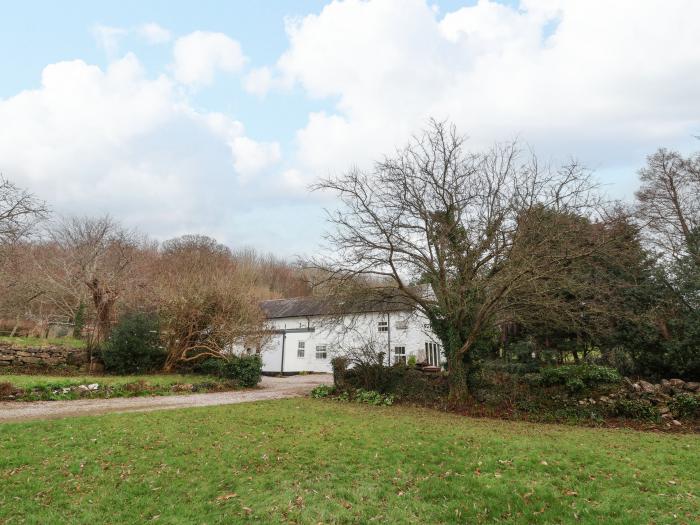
xmin=260 ymin=289 xmax=420 ymax=319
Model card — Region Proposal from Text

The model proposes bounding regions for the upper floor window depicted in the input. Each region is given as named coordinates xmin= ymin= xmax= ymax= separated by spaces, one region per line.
xmin=297 ymin=341 xmax=305 ymax=358
xmin=378 ymin=320 xmax=388 ymax=332
xmin=315 ymin=344 xmax=328 ymax=359
xmin=395 ymin=320 xmax=408 ymax=330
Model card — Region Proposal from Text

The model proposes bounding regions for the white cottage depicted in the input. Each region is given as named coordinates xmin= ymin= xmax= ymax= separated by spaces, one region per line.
xmin=254 ymin=293 xmax=444 ymax=374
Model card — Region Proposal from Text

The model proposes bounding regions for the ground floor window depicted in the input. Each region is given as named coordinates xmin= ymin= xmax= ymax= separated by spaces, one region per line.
xmin=297 ymin=341 xmax=305 ymax=358
xmin=425 ymin=342 xmax=441 ymax=366
xmin=394 ymin=346 xmax=406 ymax=364
xmin=315 ymin=344 xmax=327 ymax=359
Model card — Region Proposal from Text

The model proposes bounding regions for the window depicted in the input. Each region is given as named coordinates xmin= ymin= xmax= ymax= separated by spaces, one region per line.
xmin=425 ymin=342 xmax=442 ymax=366
xmin=315 ymin=344 xmax=327 ymax=359
xmin=297 ymin=341 xmax=305 ymax=358
xmin=394 ymin=346 xmax=406 ymax=365
xmin=395 ymin=320 xmax=408 ymax=330
xmin=378 ymin=320 xmax=388 ymax=332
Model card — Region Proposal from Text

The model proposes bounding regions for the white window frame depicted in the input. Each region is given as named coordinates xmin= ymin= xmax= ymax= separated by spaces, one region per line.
xmin=425 ymin=342 xmax=441 ymax=366
xmin=297 ymin=341 xmax=305 ymax=358
xmin=315 ymin=344 xmax=328 ymax=359
xmin=394 ymin=346 xmax=406 ymax=364
xmin=378 ymin=320 xmax=388 ymax=332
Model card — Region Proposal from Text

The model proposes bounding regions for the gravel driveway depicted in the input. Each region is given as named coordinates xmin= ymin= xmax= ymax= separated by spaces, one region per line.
xmin=0 ymin=374 xmax=333 ymax=423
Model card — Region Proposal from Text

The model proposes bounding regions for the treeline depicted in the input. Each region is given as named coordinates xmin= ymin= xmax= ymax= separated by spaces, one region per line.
xmin=0 ymin=190 xmax=311 ymax=363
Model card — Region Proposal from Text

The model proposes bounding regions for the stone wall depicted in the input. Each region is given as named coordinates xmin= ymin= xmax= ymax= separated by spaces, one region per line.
xmin=0 ymin=344 xmax=89 ymax=368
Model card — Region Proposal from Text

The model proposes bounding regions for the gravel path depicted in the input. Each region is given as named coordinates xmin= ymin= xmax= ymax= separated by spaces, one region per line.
xmin=0 ymin=374 xmax=333 ymax=423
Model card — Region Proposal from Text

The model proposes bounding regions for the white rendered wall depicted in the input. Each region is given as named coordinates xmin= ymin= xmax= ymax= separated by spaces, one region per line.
xmin=258 ymin=310 xmax=442 ymax=374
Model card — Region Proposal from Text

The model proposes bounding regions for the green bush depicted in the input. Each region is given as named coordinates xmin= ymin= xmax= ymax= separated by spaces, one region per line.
xmin=669 ymin=394 xmax=700 ymax=419
xmin=354 ymin=389 xmax=394 ymax=406
xmin=310 ymin=385 xmax=334 ymax=398
xmin=565 ymin=377 xmax=586 ymax=393
xmin=196 ymin=355 xmax=262 ymax=387
xmin=534 ymin=365 xmax=621 ymax=388
xmin=342 ymin=364 xmax=448 ymax=401
xmin=612 ymin=399 xmax=659 ymax=421
xmin=101 ymin=312 xmax=164 ymax=374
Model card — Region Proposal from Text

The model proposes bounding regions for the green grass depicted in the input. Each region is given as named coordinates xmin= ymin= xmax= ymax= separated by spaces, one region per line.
xmin=1 ymin=400 xmax=697 ymax=524
xmin=0 ymin=373 xmax=215 ymax=390
xmin=0 ymin=335 xmax=86 ymax=349
xmin=0 ymin=373 xmax=230 ymax=401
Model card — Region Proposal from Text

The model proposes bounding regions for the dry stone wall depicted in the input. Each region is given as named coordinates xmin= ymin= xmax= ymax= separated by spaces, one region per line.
xmin=0 ymin=344 xmax=88 ymax=368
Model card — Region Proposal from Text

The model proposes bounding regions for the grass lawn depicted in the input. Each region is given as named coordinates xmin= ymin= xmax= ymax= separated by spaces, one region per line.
xmin=0 ymin=400 xmax=697 ymax=524
xmin=0 ymin=336 xmax=86 ymax=349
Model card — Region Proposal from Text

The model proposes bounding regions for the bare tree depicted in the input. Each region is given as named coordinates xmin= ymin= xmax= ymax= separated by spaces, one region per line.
xmin=42 ymin=216 xmax=143 ymax=346
xmin=155 ymin=235 xmax=266 ymax=371
xmin=0 ymin=177 xmax=48 ymax=247
xmin=635 ymin=147 xmax=700 ymax=263
xmin=0 ymin=178 xmax=48 ymax=328
xmin=311 ymin=120 xmax=618 ymax=399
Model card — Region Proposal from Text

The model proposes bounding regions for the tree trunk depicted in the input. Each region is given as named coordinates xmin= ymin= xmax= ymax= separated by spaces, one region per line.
xmin=447 ymin=353 xmax=469 ymax=402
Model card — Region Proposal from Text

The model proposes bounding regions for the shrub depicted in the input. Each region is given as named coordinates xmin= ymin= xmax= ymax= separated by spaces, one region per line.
xmin=341 ymin=364 xmax=448 ymax=401
xmin=197 ymin=355 xmax=262 ymax=387
xmin=354 ymin=389 xmax=394 ymax=406
xmin=101 ymin=312 xmax=164 ymax=374
xmin=535 ymin=365 xmax=621 ymax=388
xmin=407 ymin=355 xmax=417 ymax=368
xmin=612 ymin=399 xmax=659 ymax=421
xmin=311 ymin=385 xmax=334 ymax=398
xmin=565 ymin=377 xmax=586 ymax=393
xmin=669 ymin=394 xmax=700 ymax=419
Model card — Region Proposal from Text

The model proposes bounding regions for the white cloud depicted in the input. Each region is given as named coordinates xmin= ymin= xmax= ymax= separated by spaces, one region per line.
xmin=172 ymin=31 xmax=246 ymax=87
xmin=0 ymin=54 xmax=281 ymax=241
xmin=243 ymin=66 xmax=273 ymax=97
xmin=138 ymin=23 xmax=171 ymax=44
xmin=230 ymin=137 xmax=281 ymax=182
xmin=91 ymin=24 xmax=128 ymax=56
xmin=274 ymin=0 xmax=700 ymax=181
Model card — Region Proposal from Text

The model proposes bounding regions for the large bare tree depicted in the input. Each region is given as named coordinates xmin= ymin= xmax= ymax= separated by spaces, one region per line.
xmin=155 ymin=235 xmax=266 ymax=371
xmin=635 ymin=147 xmax=700 ymax=263
xmin=312 ymin=120 xmax=620 ymax=399
xmin=41 ymin=216 xmax=143 ymax=346
xmin=0 ymin=177 xmax=48 ymax=328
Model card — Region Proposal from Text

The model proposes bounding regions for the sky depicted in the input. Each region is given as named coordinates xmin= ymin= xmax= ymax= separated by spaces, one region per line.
xmin=1 ymin=0 xmax=699 ymax=258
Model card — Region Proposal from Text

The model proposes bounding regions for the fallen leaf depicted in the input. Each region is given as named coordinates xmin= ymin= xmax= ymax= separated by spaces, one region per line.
xmin=216 ymin=493 xmax=238 ymax=501
xmin=564 ymin=490 xmax=578 ymax=496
